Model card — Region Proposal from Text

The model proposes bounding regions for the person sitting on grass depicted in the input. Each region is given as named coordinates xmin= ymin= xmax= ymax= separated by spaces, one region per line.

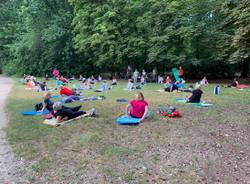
xmin=81 ymin=79 xmax=93 ymax=90
xmin=158 ymin=75 xmax=164 ymax=84
xmin=52 ymin=102 xmax=96 ymax=123
xmin=36 ymin=81 xmax=49 ymax=92
xmin=38 ymin=92 xmax=54 ymax=112
xmin=164 ymin=82 xmax=179 ymax=93
xmin=165 ymin=75 xmax=172 ymax=84
xmin=98 ymin=75 xmax=102 ymax=82
xmin=90 ymin=75 xmax=96 ymax=84
xmin=111 ymin=77 xmax=118 ymax=85
xmin=226 ymin=78 xmax=239 ymax=88
xmin=60 ymin=76 xmax=68 ymax=83
xmin=79 ymin=75 xmax=83 ymax=81
xmin=55 ymin=77 xmax=63 ymax=90
xmin=140 ymin=76 xmax=146 ymax=85
xmin=125 ymin=92 xmax=148 ymax=123
xmin=25 ymin=76 xmax=38 ymax=89
xmin=102 ymin=80 xmax=110 ymax=90
xmin=25 ymin=79 xmax=35 ymax=90
xmin=127 ymin=79 xmax=134 ymax=91
xmin=200 ymin=76 xmax=208 ymax=85
xmin=95 ymin=80 xmax=110 ymax=92
xmin=186 ymin=84 xmax=203 ymax=103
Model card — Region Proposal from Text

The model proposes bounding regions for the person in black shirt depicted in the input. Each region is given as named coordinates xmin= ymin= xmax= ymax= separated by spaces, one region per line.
xmin=187 ymin=84 xmax=203 ymax=103
xmin=53 ymin=102 xmax=96 ymax=123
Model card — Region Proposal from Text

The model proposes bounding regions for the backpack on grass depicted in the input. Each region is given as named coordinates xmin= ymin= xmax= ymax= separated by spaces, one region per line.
xmin=213 ymin=85 xmax=221 ymax=95
xmin=35 ymin=103 xmax=43 ymax=111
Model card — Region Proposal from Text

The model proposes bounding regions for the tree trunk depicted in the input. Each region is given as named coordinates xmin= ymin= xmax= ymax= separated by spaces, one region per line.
xmin=241 ymin=58 xmax=250 ymax=78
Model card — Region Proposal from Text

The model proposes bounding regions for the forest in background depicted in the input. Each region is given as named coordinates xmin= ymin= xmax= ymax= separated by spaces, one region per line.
xmin=0 ymin=0 xmax=249 ymax=78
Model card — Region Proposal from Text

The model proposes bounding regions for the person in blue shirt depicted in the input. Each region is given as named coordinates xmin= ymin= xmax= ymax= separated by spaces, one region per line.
xmin=38 ymin=92 xmax=54 ymax=112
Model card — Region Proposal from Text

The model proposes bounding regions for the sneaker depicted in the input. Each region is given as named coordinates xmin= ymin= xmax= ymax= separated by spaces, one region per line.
xmin=86 ymin=108 xmax=96 ymax=117
xmin=99 ymin=96 xmax=106 ymax=100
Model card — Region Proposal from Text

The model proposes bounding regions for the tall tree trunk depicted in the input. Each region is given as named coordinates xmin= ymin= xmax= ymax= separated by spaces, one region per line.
xmin=241 ymin=58 xmax=249 ymax=78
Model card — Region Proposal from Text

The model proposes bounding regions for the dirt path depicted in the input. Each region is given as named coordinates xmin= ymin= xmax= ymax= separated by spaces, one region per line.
xmin=0 ymin=76 xmax=28 ymax=183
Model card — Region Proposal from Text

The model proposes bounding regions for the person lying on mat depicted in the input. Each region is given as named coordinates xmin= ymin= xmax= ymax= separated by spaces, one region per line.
xmin=60 ymin=86 xmax=80 ymax=96
xmin=126 ymin=92 xmax=148 ymax=123
xmin=186 ymin=84 xmax=203 ymax=103
xmin=52 ymin=102 xmax=96 ymax=123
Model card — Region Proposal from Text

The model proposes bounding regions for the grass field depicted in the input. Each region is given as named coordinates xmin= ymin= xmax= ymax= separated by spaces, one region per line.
xmin=6 ymin=79 xmax=250 ymax=183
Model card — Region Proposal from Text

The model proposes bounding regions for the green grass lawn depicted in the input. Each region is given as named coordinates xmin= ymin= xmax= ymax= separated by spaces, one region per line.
xmin=6 ymin=79 xmax=250 ymax=183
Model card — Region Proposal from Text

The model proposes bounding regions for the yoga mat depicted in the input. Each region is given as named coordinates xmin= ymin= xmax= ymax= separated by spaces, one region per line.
xmin=43 ymin=114 xmax=90 ymax=127
xmin=175 ymin=98 xmax=186 ymax=103
xmin=238 ymin=84 xmax=248 ymax=89
xmin=188 ymin=103 xmax=213 ymax=107
xmin=116 ymin=111 xmax=153 ymax=125
xmin=21 ymin=109 xmax=50 ymax=116
xmin=172 ymin=68 xmax=180 ymax=82
xmin=175 ymin=98 xmax=213 ymax=107
xmin=116 ymin=116 xmax=141 ymax=125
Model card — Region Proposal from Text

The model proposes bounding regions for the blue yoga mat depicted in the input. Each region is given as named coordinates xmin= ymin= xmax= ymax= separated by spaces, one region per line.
xmin=176 ymin=83 xmax=185 ymax=88
xmin=51 ymin=95 xmax=68 ymax=99
xmin=175 ymin=98 xmax=213 ymax=107
xmin=188 ymin=103 xmax=213 ymax=107
xmin=175 ymin=98 xmax=186 ymax=102
xmin=116 ymin=111 xmax=153 ymax=125
xmin=116 ymin=115 xmax=141 ymax=125
xmin=51 ymin=95 xmax=59 ymax=99
xmin=21 ymin=109 xmax=50 ymax=116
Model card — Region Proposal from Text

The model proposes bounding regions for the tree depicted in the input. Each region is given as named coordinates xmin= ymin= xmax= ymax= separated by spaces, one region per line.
xmin=219 ymin=0 xmax=250 ymax=77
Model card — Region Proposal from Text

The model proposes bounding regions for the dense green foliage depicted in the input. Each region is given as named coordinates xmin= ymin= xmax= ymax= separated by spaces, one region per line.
xmin=0 ymin=0 xmax=249 ymax=78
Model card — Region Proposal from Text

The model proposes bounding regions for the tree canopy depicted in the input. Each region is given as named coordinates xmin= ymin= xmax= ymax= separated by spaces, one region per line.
xmin=0 ymin=0 xmax=249 ymax=78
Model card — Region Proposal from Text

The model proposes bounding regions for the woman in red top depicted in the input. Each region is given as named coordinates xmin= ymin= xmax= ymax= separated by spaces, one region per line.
xmin=165 ymin=75 xmax=172 ymax=84
xmin=60 ymin=86 xmax=73 ymax=96
xmin=126 ymin=92 xmax=149 ymax=123
xmin=60 ymin=76 xmax=68 ymax=83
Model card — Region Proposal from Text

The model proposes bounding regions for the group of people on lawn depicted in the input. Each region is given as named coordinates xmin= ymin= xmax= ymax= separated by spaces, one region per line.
xmin=23 ymin=66 xmax=245 ymax=124
xmin=36 ymin=66 xmax=204 ymax=124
